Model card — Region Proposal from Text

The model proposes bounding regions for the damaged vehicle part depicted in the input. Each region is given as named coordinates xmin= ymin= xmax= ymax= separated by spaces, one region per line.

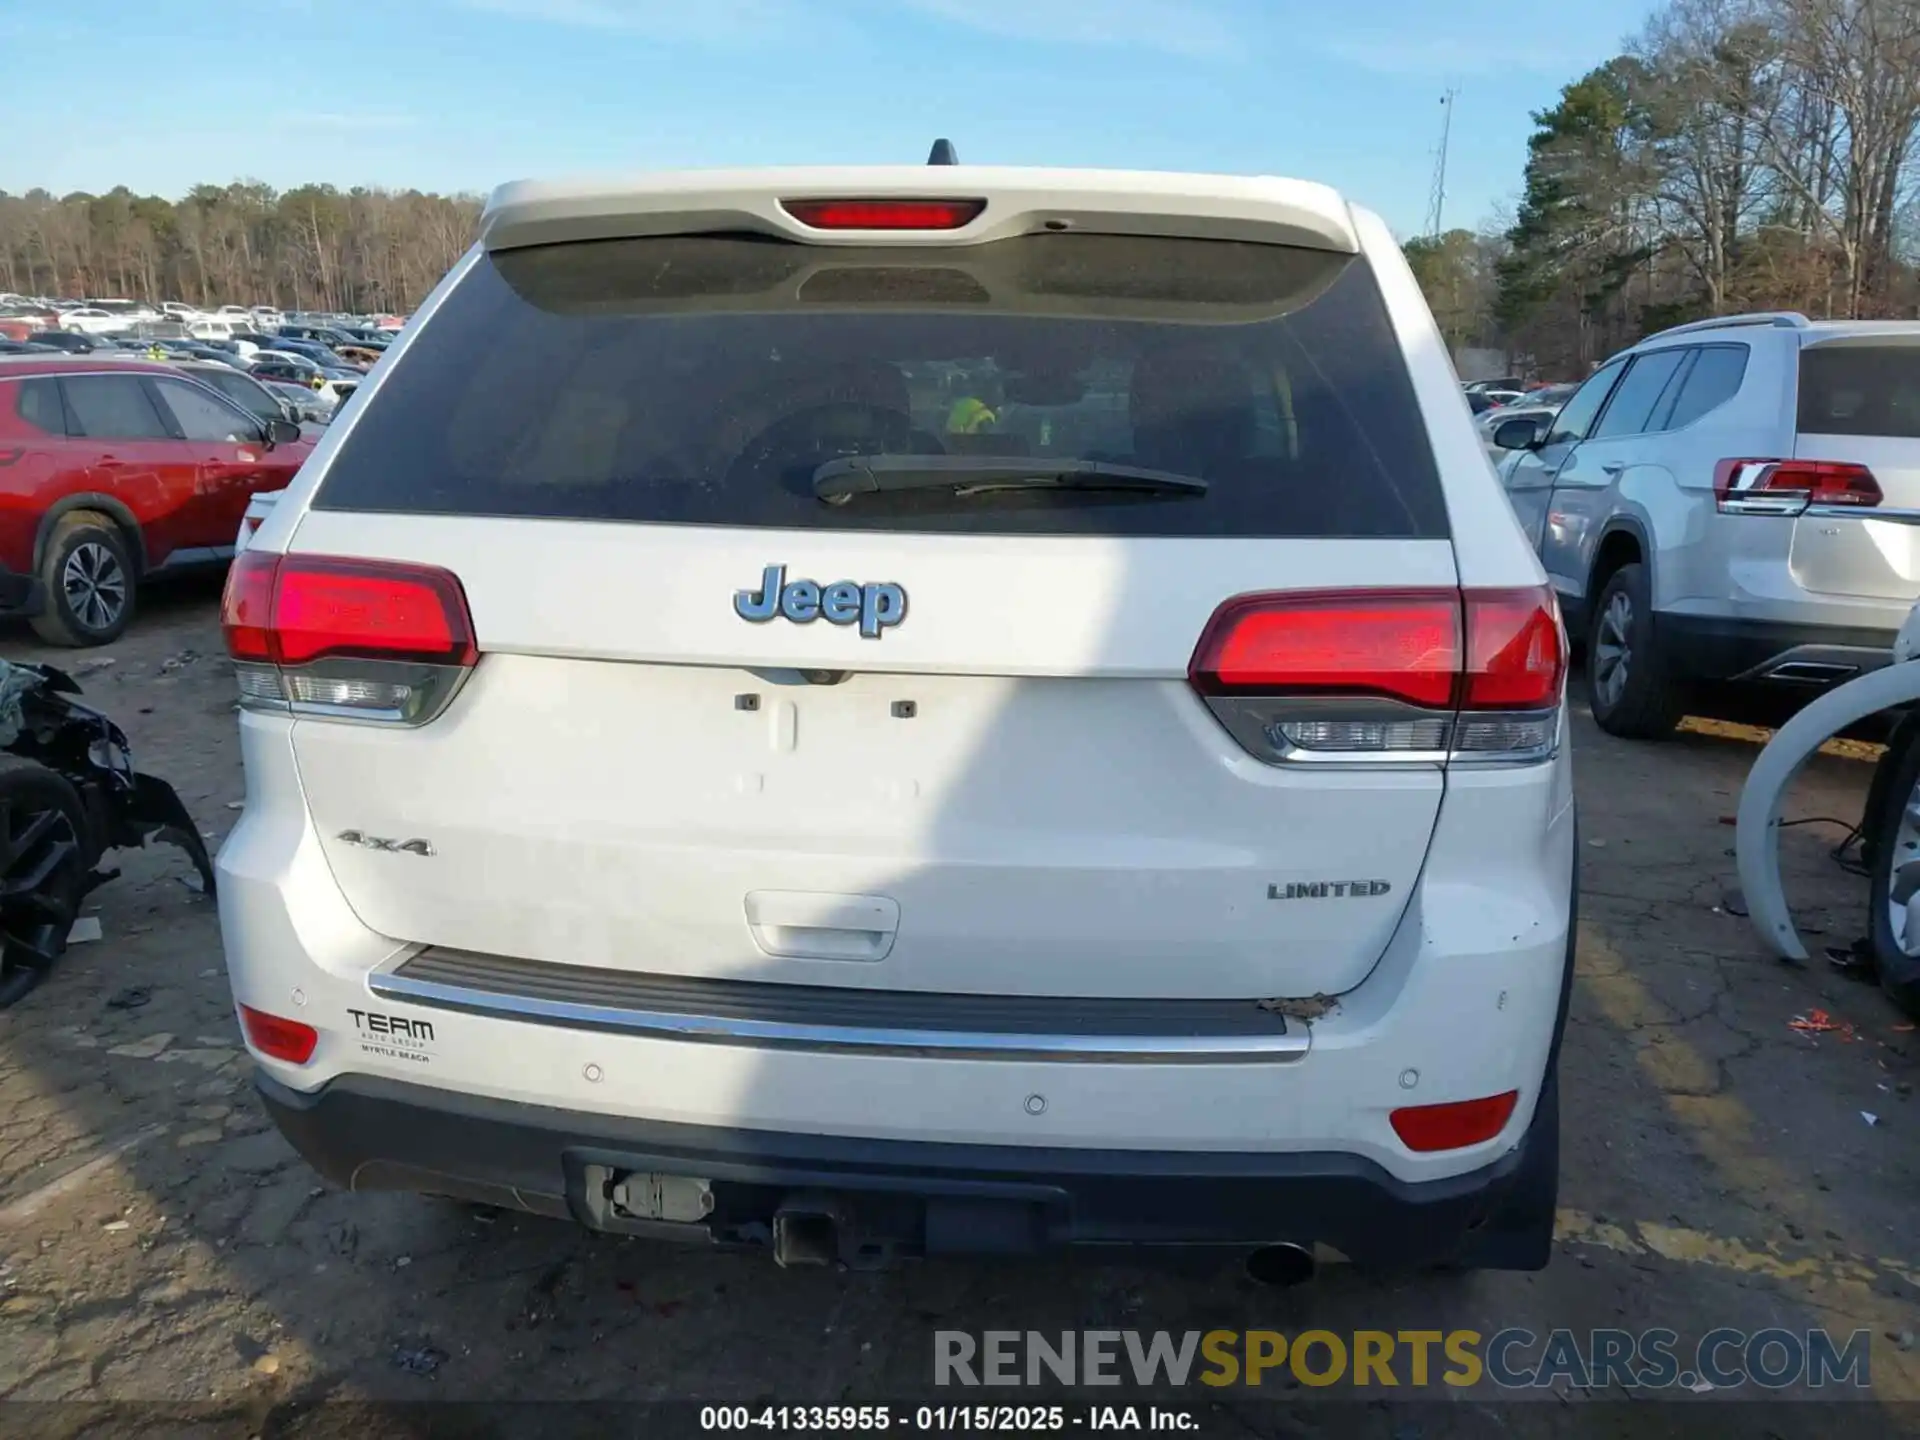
xmin=1737 ymin=601 xmax=1920 ymax=1011
xmin=0 ymin=659 xmax=215 ymax=1008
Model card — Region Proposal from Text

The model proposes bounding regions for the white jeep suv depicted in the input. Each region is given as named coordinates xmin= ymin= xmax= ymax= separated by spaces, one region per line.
xmin=216 ymin=162 xmax=1576 ymax=1274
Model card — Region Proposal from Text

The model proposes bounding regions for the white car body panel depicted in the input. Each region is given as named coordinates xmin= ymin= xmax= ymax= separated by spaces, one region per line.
xmin=222 ymin=704 xmax=1572 ymax=1171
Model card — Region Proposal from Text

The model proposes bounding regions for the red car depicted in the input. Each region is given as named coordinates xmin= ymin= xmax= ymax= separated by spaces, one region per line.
xmin=0 ymin=356 xmax=312 ymax=645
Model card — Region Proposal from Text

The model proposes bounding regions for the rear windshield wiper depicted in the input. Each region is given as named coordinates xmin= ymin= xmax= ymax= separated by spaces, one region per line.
xmin=812 ymin=454 xmax=1210 ymax=503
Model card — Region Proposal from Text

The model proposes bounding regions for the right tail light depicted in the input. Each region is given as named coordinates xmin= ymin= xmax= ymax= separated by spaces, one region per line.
xmin=1188 ymin=586 xmax=1565 ymax=765
xmin=1715 ymin=458 xmax=1881 ymax=515
xmin=1390 ymin=1091 xmax=1519 ymax=1151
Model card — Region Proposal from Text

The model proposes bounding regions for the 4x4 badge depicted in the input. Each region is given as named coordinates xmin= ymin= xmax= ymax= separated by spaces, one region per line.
xmin=735 ymin=565 xmax=907 ymax=639
xmin=338 ymin=830 xmax=435 ymax=856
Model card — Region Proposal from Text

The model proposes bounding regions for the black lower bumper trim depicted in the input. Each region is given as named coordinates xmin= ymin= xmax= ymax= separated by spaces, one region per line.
xmin=1657 ymin=613 xmax=1896 ymax=685
xmin=256 ymin=1071 xmax=1550 ymax=1269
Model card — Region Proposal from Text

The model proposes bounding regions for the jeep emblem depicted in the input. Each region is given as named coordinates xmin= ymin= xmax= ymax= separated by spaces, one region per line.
xmin=734 ymin=565 xmax=907 ymax=639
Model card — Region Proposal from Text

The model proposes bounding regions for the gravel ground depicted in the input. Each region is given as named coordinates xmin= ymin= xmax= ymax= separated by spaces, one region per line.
xmin=1 ymin=576 xmax=1919 ymax=1436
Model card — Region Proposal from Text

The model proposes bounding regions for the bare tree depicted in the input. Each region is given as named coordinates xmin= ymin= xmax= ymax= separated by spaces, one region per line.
xmin=1450 ymin=0 xmax=1920 ymax=372
xmin=0 ymin=180 xmax=481 ymax=310
xmin=1635 ymin=0 xmax=1780 ymax=308
xmin=1755 ymin=0 xmax=1920 ymax=314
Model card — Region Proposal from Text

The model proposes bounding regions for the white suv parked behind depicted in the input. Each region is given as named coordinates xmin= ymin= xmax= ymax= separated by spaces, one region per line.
xmin=217 ymin=162 xmax=1576 ymax=1274
xmin=1493 ymin=312 xmax=1920 ymax=737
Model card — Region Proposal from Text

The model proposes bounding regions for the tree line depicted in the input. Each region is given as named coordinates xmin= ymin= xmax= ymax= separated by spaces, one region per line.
xmin=0 ymin=182 xmax=482 ymax=314
xmin=1406 ymin=0 xmax=1920 ymax=378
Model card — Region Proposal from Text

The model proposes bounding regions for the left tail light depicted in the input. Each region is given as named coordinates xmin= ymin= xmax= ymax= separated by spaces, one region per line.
xmin=237 ymin=1004 xmax=318 ymax=1065
xmin=1188 ymin=585 xmax=1565 ymax=765
xmin=221 ymin=551 xmax=477 ymax=725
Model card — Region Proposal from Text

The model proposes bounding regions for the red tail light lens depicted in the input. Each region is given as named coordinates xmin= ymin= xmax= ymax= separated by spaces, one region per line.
xmin=221 ymin=549 xmax=277 ymax=661
xmin=1187 ymin=586 xmax=1564 ymax=764
xmin=238 ymin=1004 xmax=318 ymax=1065
xmin=1463 ymin=587 xmax=1566 ymax=709
xmin=1189 ymin=591 xmax=1461 ymax=708
xmin=221 ymin=552 xmax=476 ymax=724
xmin=222 ymin=552 xmax=474 ymax=667
xmin=781 ymin=198 xmax=985 ymax=230
xmin=1715 ymin=458 xmax=1880 ymax=512
xmin=1390 ymin=1090 xmax=1518 ymax=1152
xmin=273 ymin=556 xmax=475 ymax=667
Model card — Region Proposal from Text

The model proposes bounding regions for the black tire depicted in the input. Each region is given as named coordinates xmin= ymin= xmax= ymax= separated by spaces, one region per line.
xmin=1860 ymin=713 xmax=1920 ymax=877
xmin=0 ymin=757 xmax=93 ymax=1010
xmin=1584 ymin=562 xmax=1685 ymax=739
xmin=1866 ymin=735 xmax=1920 ymax=1019
xmin=30 ymin=511 xmax=137 ymax=647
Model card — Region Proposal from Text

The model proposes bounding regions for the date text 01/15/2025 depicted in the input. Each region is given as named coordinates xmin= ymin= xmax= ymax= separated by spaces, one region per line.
xmin=699 ymin=1407 xmax=1198 ymax=1432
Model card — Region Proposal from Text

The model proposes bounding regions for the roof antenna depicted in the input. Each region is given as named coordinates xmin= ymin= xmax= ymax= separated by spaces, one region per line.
xmin=927 ymin=138 xmax=959 ymax=166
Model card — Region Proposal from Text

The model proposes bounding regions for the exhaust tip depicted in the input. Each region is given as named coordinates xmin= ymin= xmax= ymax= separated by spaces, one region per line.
xmin=1764 ymin=661 xmax=1858 ymax=683
xmin=1245 ymin=1243 xmax=1316 ymax=1288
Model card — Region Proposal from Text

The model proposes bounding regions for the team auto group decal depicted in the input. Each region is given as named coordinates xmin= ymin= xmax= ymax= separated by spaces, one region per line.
xmin=348 ymin=1008 xmax=435 ymax=1065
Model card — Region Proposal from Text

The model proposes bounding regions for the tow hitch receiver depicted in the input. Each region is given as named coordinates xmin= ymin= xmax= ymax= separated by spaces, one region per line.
xmin=575 ymin=1157 xmax=1049 ymax=1267
xmin=771 ymin=1192 xmax=930 ymax=1270
xmin=772 ymin=1194 xmax=846 ymax=1268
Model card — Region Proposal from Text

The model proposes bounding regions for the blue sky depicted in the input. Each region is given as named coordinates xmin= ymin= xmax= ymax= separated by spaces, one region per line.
xmin=1 ymin=0 xmax=1660 ymax=238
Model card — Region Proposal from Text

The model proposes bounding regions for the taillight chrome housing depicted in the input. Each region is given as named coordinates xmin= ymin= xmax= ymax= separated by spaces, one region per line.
xmin=1188 ymin=586 xmax=1566 ymax=765
xmin=221 ymin=552 xmax=477 ymax=725
xmin=1715 ymin=457 xmax=1881 ymax=515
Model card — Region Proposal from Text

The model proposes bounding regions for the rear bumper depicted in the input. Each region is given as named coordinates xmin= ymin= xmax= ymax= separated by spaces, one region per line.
xmin=1657 ymin=612 xmax=1897 ymax=686
xmin=220 ymin=706 xmax=1576 ymax=1253
xmin=256 ymin=1068 xmax=1551 ymax=1268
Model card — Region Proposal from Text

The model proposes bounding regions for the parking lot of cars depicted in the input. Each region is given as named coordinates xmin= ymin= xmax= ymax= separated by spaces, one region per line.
xmin=0 ymin=295 xmax=401 ymax=427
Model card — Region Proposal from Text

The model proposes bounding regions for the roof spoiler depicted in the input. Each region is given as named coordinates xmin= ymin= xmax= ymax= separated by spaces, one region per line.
xmin=479 ymin=167 xmax=1362 ymax=254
